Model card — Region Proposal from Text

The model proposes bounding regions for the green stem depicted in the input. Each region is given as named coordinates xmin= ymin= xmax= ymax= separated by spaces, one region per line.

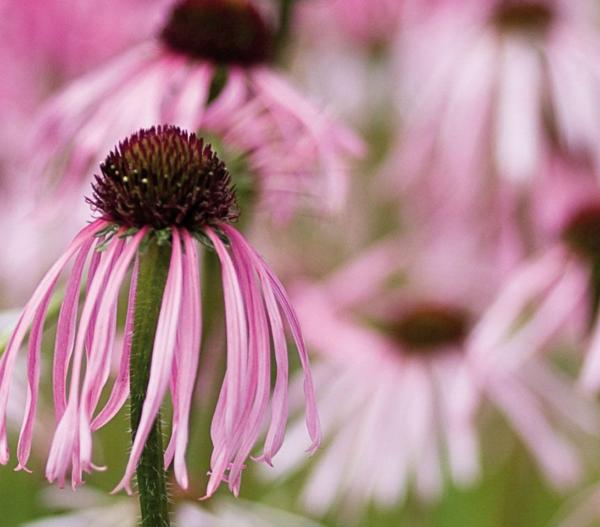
xmin=129 ymin=239 xmax=171 ymax=527
xmin=275 ymin=0 xmax=298 ymax=58
xmin=589 ymin=260 xmax=600 ymax=326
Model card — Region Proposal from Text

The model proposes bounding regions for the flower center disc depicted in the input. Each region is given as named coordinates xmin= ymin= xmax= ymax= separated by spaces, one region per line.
xmin=492 ymin=2 xmax=554 ymax=34
xmin=88 ymin=126 xmax=238 ymax=231
xmin=161 ymin=0 xmax=274 ymax=65
xmin=563 ymin=205 xmax=600 ymax=262
xmin=389 ymin=305 xmax=469 ymax=353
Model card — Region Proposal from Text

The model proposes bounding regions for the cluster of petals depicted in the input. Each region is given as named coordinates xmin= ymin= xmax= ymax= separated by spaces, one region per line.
xmin=30 ymin=37 xmax=363 ymax=221
xmin=391 ymin=0 xmax=600 ymax=198
xmin=0 ymin=218 xmax=320 ymax=496
xmin=1 ymin=0 xmax=169 ymax=80
xmin=473 ymin=207 xmax=600 ymax=395
xmin=267 ymin=232 xmax=600 ymax=514
xmin=0 ymin=0 xmax=168 ymax=172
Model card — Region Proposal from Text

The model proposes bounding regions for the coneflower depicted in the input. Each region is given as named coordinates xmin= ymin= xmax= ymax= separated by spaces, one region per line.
xmin=0 ymin=126 xmax=320 ymax=525
xmin=269 ymin=230 xmax=598 ymax=516
xmin=390 ymin=0 xmax=600 ymax=202
xmin=31 ymin=0 xmax=362 ymax=219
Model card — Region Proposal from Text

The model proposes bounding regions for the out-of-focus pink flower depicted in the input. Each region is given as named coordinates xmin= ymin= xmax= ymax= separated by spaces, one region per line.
xmin=474 ymin=180 xmax=600 ymax=394
xmin=392 ymin=0 xmax=600 ymax=199
xmin=0 ymin=127 xmax=320 ymax=497
xmin=30 ymin=0 xmax=363 ymax=221
xmin=267 ymin=229 xmax=598 ymax=514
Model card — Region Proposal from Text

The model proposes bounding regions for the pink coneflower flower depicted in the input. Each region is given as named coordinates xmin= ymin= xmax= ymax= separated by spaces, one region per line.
xmin=31 ymin=0 xmax=362 ymax=219
xmin=474 ymin=187 xmax=600 ymax=394
xmin=393 ymin=0 xmax=600 ymax=198
xmin=0 ymin=126 xmax=320 ymax=498
xmin=269 ymin=233 xmax=598 ymax=514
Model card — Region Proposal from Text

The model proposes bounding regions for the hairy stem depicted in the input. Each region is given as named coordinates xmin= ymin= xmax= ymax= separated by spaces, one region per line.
xmin=130 ymin=239 xmax=171 ymax=527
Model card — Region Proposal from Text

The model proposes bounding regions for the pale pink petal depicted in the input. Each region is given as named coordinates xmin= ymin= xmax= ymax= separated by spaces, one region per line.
xmin=222 ymin=225 xmax=321 ymax=453
xmin=227 ymin=238 xmax=272 ymax=493
xmin=204 ymin=227 xmax=249 ymax=497
xmin=166 ymin=231 xmax=202 ymax=489
xmin=53 ymin=236 xmax=97 ymax=420
xmin=494 ymin=39 xmax=542 ymax=183
xmin=17 ymin=236 xmax=98 ymax=472
xmin=91 ymin=257 xmax=139 ymax=431
xmin=170 ymin=63 xmax=213 ymax=130
xmin=46 ymin=228 xmax=146 ymax=487
xmin=0 ymin=219 xmax=107 ymax=465
xmin=487 ymin=375 xmax=581 ymax=488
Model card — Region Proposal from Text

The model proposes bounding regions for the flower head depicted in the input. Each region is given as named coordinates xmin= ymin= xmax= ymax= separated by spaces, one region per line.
xmin=160 ymin=0 xmax=274 ymax=65
xmin=384 ymin=303 xmax=470 ymax=353
xmin=0 ymin=126 xmax=320 ymax=497
xmin=89 ymin=126 xmax=238 ymax=230
xmin=267 ymin=230 xmax=597 ymax=514
xmin=30 ymin=0 xmax=363 ymax=221
xmin=390 ymin=0 xmax=600 ymax=205
xmin=491 ymin=1 xmax=555 ymax=34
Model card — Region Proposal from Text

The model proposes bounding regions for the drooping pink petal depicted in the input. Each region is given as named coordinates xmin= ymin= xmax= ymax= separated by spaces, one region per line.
xmin=83 ymin=243 xmax=127 ymax=420
xmin=47 ymin=236 xmax=125 ymax=487
xmin=222 ymin=225 xmax=321 ymax=453
xmin=164 ymin=230 xmax=202 ymax=489
xmin=487 ymin=375 xmax=581 ymax=488
xmin=83 ymin=245 xmax=103 ymax=357
xmin=45 ymin=227 xmax=146 ymax=487
xmin=15 ymin=290 xmax=57 ymax=472
xmin=91 ymin=257 xmax=139 ymax=431
xmin=85 ymin=241 xmax=125 ymax=362
xmin=0 ymin=219 xmax=107 ymax=465
xmin=255 ymin=272 xmax=288 ymax=466
xmin=18 ymin=236 xmax=98 ymax=472
xmin=79 ymin=230 xmax=145 ymax=475
xmin=469 ymin=246 xmax=567 ymax=363
xmin=53 ymin=236 xmax=97 ymax=420
xmin=204 ymin=227 xmax=249 ymax=497
xmin=226 ymin=235 xmax=271 ymax=494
